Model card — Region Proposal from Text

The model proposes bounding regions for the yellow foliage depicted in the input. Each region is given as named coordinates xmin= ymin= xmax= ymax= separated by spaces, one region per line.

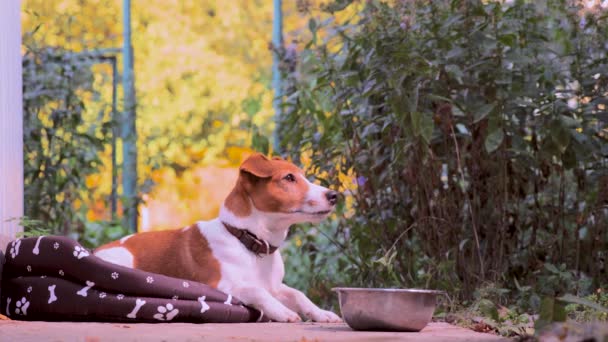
xmin=22 ymin=0 xmax=358 ymax=227
xmin=55 ymin=192 xmax=65 ymax=203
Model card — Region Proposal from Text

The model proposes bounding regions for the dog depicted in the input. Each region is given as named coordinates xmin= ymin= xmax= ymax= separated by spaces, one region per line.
xmin=94 ymin=153 xmax=342 ymax=323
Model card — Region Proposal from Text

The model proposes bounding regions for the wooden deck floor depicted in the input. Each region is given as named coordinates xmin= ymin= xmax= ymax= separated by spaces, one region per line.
xmin=0 ymin=321 xmax=507 ymax=342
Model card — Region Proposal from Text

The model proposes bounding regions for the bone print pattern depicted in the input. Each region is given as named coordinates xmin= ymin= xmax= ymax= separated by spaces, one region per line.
xmin=224 ymin=294 xmax=233 ymax=306
xmin=1 ymin=236 xmax=268 ymax=323
xmin=76 ymin=281 xmax=95 ymax=297
xmin=5 ymin=298 xmax=11 ymax=317
xmin=47 ymin=285 xmax=58 ymax=304
xmin=32 ymin=236 xmax=44 ymax=255
xmin=198 ymin=296 xmax=210 ymax=314
xmin=127 ymin=298 xmax=146 ymax=319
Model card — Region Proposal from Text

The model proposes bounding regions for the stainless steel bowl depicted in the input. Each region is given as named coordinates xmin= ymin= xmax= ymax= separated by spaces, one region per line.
xmin=332 ymin=288 xmax=444 ymax=332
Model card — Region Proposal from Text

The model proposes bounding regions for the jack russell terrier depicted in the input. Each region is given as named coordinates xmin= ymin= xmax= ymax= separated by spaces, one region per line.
xmin=95 ymin=153 xmax=342 ymax=323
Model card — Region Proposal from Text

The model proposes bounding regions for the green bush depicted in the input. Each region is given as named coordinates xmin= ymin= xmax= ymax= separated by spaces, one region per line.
xmin=22 ymin=44 xmax=119 ymax=242
xmin=280 ymin=0 xmax=608 ymax=309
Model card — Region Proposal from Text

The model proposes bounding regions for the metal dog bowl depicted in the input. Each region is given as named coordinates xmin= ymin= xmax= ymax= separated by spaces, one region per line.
xmin=332 ymin=288 xmax=444 ymax=332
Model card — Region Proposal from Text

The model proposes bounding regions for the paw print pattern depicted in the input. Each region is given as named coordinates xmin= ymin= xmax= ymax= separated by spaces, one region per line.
xmin=153 ymin=303 xmax=179 ymax=321
xmin=53 ymin=242 xmax=60 ymax=250
xmin=99 ymin=292 xmax=107 ymax=299
xmin=27 ymin=286 xmax=32 ymax=293
xmin=117 ymin=294 xmax=125 ymax=300
xmin=182 ymin=281 xmax=189 ymax=288
xmin=73 ymin=246 xmax=90 ymax=259
xmin=15 ymin=297 xmax=30 ymax=316
xmin=58 ymin=270 xmax=64 ymax=276
xmin=146 ymin=276 xmax=154 ymax=284
xmin=172 ymin=295 xmax=179 ymax=300
xmin=9 ymin=239 xmax=21 ymax=259
xmin=111 ymin=272 xmax=119 ymax=280
xmin=26 ymin=265 xmax=32 ymax=272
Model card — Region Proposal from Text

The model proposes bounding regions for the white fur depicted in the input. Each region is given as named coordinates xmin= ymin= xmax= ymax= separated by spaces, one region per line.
xmin=299 ymin=175 xmax=335 ymax=222
xmin=120 ymin=234 xmax=134 ymax=244
xmin=95 ymin=247 xmax=134 ymax=268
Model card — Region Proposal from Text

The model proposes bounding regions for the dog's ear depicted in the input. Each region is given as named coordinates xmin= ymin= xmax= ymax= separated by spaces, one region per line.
xmin=240 ymin=153 xmax=274 ymax=178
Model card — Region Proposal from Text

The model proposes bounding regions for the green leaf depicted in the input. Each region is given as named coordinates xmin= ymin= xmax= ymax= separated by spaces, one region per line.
xmin=558 ymin=294 xmax=608 ymax=313
xmin=550 ymin=119 xmax=570 ymax=154
xmin=411 ymin=112 xmax=421 ymax=137
xmin=361 ymin=123 xmax=380 ymax=138
xmin=251 ymin=128 xmax=270 ymax=155
xmin=535 ymin=297 xmax=567 ymax=331
xmin=420 ymin=113 xmax=434 ymax=144
xmin=474 ymin=103 xmax=495 ymax=123
xmin=544 ymin=263 xmax=560 ymax=274
xmin=478 ymin=299 xmax=499 ymax=321
xmin=321 ymin=0 xmax=354 ymax=13
xmin=562 ymin=145 xmax=577 ymax=169
xmin=308 ymin=18 xmax=317 ymax=33
xmin=445 ymin=64 xmax=464 ymax=84
xmin=459 ymin=238 xmax=469 ymax=251
xmin=446 ymin=46 xmax=465 ymax=60
xmin=241 ymin=97 xmax=261 ymax=117
xmin=498 ymin=33 xmax=517 ymax=48
xmin=484 ymin=128 xmax=504 ymax=153
xmin=559 ymin=114 xmax=579 ymax=128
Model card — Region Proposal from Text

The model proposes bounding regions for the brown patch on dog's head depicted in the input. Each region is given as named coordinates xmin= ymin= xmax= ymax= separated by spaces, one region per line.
xmin=224 ymin=153 xmax=310 ymax=217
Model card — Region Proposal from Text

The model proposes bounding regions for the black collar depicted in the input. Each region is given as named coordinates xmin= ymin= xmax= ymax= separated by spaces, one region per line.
xmin=222 ymin=222 xmax=278 ymax=256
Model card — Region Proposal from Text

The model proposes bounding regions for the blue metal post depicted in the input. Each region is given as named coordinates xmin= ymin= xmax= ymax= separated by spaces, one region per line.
xmin=122 ymin=0 xmax=138 ymax=232
xmin=272 ymin=0 xmax=284 ymax=153
xmin=110 ymin=57 xmax=118 ymax=220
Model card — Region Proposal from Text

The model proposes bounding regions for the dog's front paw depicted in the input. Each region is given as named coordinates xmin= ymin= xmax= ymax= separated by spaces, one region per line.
xmin=266 ymin=305 xmax=302 ymax=323
xmin=307 ymin=309 xmax=342 ymax=323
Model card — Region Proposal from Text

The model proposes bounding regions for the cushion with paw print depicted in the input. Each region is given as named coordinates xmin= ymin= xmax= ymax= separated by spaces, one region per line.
xmin=0 ymin=236 xmax=268 ymax=323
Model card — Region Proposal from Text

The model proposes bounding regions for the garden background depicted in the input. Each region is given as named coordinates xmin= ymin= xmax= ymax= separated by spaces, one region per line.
xmin=18 ymin=0 xmax=608 ymax=337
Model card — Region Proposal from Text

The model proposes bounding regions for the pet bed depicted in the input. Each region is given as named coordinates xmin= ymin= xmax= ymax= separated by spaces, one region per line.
xmin=0 ymin=236 xmax=267 ymax=323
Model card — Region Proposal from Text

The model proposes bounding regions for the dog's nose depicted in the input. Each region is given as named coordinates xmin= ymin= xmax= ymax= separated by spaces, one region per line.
xmin=325 ymin=191 xmax=339 ymax=205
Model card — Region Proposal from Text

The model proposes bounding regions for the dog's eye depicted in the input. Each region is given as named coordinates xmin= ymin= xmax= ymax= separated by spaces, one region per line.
xmin=284 ymin=174 xmax=296 ymax=182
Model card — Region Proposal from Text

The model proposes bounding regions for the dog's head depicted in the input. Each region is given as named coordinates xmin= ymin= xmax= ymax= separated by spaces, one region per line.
xmin=225 ymin=153 xmax=338 ymax=224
